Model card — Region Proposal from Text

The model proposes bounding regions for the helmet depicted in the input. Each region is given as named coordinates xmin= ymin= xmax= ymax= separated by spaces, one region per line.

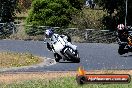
xmin=117 ymin=24 xmax=125 ymax=30
xmin=45 ymin=28 xmax=54 ymax=38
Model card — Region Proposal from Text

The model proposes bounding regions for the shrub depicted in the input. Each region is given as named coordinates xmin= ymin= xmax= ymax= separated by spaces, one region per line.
xmin=26 ymin=0 xmax=78 ymax=27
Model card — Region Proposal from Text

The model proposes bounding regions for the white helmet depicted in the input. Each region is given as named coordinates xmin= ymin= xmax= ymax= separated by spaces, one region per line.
xmin=45 ymin=28 xmax=54 ymax=38
xmin=117 ymin=24 xmax=125 ymax=30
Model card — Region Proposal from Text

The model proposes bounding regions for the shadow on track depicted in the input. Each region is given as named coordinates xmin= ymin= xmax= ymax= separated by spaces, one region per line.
xmin=58 ymin=61 xmax=78 ymax=63
xmin=120 ymin=53 xmax=132 ymax=57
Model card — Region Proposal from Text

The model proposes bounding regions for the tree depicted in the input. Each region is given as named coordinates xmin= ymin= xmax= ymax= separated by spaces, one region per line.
xmin=26 ymin=0 xmax=79 ymax=27
xmin=0 ymin=0 xmax=17 ymax=23
xmin=0 ymin=0 xmax=18 ymax=38
xmin=95 ymin=0 xmax=132 ymax=30
xmin=26 ymin=0 xmax=82 ymax=35
xmin=18 ymin=0 xmax=32 ymax=12
xmin=127 ymin=0 xmax=132 ymax=25
xmin=68 ymin=0 xmax=84 ymax=10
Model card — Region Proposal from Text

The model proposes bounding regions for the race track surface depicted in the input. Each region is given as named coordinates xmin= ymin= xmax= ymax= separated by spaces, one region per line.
xmin=0 ymin=40 xmax=132 ymax=72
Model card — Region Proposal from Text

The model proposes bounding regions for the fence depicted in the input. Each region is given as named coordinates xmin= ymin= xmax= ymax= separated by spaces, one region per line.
xmin=0 ymin=23 xmax=117 ymax=43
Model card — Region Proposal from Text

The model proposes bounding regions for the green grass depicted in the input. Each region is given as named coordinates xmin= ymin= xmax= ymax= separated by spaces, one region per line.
xmin=0 ymin=52 xmax=43 ymax=68
xmin=0 ymin=77 xmax=131 ymax=88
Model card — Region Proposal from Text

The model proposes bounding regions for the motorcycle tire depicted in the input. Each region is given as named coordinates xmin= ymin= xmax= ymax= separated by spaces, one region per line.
xmin=65 ymin=49 xmax=80 ymax=63
xmin=54 ymin=53 xmax=62 ymax=62
xmin=118 ymin=45 xmax=128 ymax=55
xmin=118 ymin=49 xmax=125 ymax=55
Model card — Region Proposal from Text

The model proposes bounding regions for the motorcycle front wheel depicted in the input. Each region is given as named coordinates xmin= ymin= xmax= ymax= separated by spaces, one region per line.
xmin=118 ymin=44 xmax=128 ymax=55
xmin=65 ymin=49 xmax=80 ymax=63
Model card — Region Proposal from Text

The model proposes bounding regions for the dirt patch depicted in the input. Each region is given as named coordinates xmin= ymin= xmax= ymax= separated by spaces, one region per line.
xmin=0 ymin=72 xmax=75 ymax=84
xmin=0 ymin=70 xmax=132 ymax=84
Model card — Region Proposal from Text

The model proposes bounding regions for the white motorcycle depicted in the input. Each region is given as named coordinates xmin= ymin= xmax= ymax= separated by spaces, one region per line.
xmin=45 ymin=34 xmax=80 ymax=63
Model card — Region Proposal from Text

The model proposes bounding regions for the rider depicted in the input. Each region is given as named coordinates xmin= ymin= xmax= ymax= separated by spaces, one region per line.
xmin=44 ymin=28 xmax=55 ymax=51
xmin=44 ymin=28 xmax=75 ymax=52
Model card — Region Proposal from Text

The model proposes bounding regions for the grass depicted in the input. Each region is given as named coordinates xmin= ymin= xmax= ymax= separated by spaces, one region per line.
xmin=0 ymin=77 xmax=131 ymax=88
xmin=0 ymin=52 xmax=43 ymax=68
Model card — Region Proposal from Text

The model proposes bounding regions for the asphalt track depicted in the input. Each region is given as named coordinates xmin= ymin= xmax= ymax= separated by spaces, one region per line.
xmin=0 ymin=40 xmax=132 ymax=72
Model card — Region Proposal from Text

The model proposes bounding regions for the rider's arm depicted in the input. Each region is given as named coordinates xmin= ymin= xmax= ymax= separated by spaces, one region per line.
xmin=60 ymin=34 xmax=71 ymax=42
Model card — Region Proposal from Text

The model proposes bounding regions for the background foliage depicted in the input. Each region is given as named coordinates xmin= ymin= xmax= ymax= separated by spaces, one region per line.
xmin=95 ymin=0 xmax=132 ymax=30
xmin=26 ymin=0 xmax=81 ymax=27
xmin=25 ymin=0 xmax=84 ymax=35
xmin=0 ymin=0 xmax=17 ymax=23
xmin=1 ymin=0 xmax=132 ymax=38
xmin=17 ymin=0 xmax=32 ymax=12
xmin=0 ymin=0 xmax=18 ymax=38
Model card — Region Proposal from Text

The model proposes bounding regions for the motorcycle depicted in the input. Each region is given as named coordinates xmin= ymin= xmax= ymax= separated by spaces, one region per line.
xmin=118 ymin=27 xmax=132 ymax=55
xmin=45 ymin=35 xmax=80 ymax=63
